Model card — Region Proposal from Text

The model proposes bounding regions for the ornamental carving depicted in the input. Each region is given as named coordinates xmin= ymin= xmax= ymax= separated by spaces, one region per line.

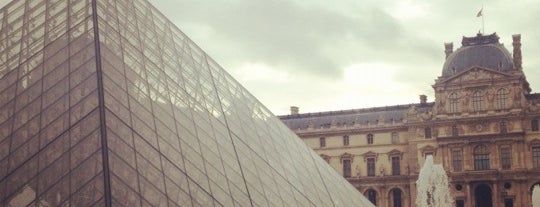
xmin=362 ymin=151 xmax=378 ymax=161
xmin=387 ymin=149 xmax=403 ymax=160
xmin=340 ymin=152 xmax=354 ymax=163
xmin=468 ymin=122 xmax=488 ymax=133
xmin=529 ymin=102 xmax=540 ymax=112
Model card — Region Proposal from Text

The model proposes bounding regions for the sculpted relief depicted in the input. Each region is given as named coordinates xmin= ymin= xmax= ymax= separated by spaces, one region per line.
xmin=449 ymin=68 xmax=506 ymax=84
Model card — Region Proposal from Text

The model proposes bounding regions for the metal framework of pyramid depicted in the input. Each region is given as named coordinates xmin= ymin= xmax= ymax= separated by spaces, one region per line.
xmin=0 ymin=0 xmax=373 ymax=206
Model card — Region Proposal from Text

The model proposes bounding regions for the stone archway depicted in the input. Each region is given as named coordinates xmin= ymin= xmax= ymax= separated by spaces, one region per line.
xmin=475 ymin=184 xmax=492 ymax=207
xmin=389 ymin=188 xmax=403 ymax=207
xmin=363 ymin=189 xmax=377 ymax=206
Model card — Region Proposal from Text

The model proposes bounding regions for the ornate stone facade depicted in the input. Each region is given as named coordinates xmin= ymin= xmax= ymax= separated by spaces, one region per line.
xmin=279 ymin=33 xmax=540 ymax=207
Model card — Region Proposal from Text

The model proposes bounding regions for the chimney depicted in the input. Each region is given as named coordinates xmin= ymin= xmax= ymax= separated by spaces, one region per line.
xmin=512 ymin=34 xmax=522 ymax=70
xmin=290 ymin=106 xmax=299 ymax=115
xmin=420 ymin=95 xmax=427 ymax=106
xmin=444 ymin=42 xmax=453 ymax=59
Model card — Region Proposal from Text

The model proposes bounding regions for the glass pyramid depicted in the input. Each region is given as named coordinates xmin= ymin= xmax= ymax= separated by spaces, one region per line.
xmin=0 ymin=0 xmax=374 ymax=206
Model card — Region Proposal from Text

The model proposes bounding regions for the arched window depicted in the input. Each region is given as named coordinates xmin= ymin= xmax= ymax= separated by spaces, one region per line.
xmin=449 ymin=92 xmax=459 ymax=113
xmin=391 ymin=132 xmax=399 ymax=144
xmin=367 ymin=134 xmax=374 ymax=144
xmin=390 ymin=188 xmax=403 ymax=207
xmin=364 ymin=189 xmax=377 ymax=205
xmin=474 ymin=145 xmax=490 ymax=170
xmin=472 ymin=90 xmax=484 ymax=112
xmin=496 ymin=88 xmax=509 ymax=109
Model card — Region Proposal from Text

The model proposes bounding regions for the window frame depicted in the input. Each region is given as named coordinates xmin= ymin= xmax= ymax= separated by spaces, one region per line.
xmin=500 ymin=146 xmax=511 ymax=170
xmin=391 ymin=156 xmax=400 ymax=175
xmin=449 ymin=92 xmax=459 ymax=113
xmin=533 ymin=147 xmax=540 ymax=168
xmin=367 ymin=157 xmax=376 ymax=177
xmin=472 ymin=90 xmax=484 ymax=112
xmin=495 ymin=88 xmax=508 ymax=109
xmin=452 ymin=125 xmax=459 ymax=137
xmin=319 ymin=137 xmax=326 ymax=148
xmin=365 ymin=189 xmax=377 ymax=205
xmin=500 ymin=121 xmax=507 ymax=134
xmin=391 ymin=132 xmax=399 ymax=144
xmin=452 ymin=150 xmax=462 ymax=172
xmin=473 ymin=145 xmax=490 ymax=170
xmin=532 ymin=119 xmax=539 ymax=132
xmin=342 ymin=159 xmax=351 ymax=178
xmin=343 ymin=135 xmax=349 ymax=146
xmin=424 ymin=127 xmax=432 ymax=139
xmin=367 ymin=134 xmax=374 ymax=145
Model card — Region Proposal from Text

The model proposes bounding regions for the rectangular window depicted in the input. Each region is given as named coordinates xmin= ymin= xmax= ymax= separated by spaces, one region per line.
xmin=533 ymin=147 xmax=540 ymax=168
xmin=452 ymin=125 xmax=459 ymax=137
xmin=532 ymin=119 xmax=539 ymax=131
xmin=343 ymin=135 xmax=349 ymax=146
xmin=500 ymin=147 xmax=511 ymax=170
xmin=367 ymin=158 xmax=375 ymax=177
xmin=504 ymin=198 xmax=513 ymax=207
xmin=319 ymin=137 xmax=326 ymax=148
xmin=343 ymin=159 xmax=351 ymax=178
xmin=424 ymin=127 xmax=432 ymax=139
xmin=391 ymin=156 xmax=400 ymax=175
xmin=452 ymin=150 xmax=462 ymax=172
xmin=500 ymin=122 xmax=507 ymax=134
xmin=449 ymin=93 xmax=459 ymax=113
xmin=391 ymin=132 xmax=398 ymax=144
xmin=474 ymin=154 xmax=490 ymax=170
xmin=456 ymin=200 xmax=465 ymax=207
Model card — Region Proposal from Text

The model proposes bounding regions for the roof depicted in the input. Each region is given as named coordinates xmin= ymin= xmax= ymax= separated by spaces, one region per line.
xmin=279 ymin=103 xmax=433 ymax=130
xmin=442 ymin=33 xmax=515 ymax=77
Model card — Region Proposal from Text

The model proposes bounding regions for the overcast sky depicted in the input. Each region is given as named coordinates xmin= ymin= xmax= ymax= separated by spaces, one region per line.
xmin=148 ymin=0 xmax=540 ymax=115
xmin=3 ymin=0 xmax=539 ymax=115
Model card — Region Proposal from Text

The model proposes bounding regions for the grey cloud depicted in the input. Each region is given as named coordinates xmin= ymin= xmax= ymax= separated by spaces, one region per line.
xmin=150 ymin=0 xmax=540 ymax=113
xmin=154 ymin=0 xmax=407 ymax=78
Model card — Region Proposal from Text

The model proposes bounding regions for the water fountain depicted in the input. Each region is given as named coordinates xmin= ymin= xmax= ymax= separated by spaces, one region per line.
xmin=416 ymin=155 xmax=453 ymax=207
xmin=533 ymin=185 xmax=540 ymax=207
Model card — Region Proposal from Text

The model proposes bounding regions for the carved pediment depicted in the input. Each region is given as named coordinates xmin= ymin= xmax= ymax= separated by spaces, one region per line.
xmin=387 ymin=149 xmax=403 ymax=160
xmin=320 ymin=154 xmax=331 ymax=162
xmin=419 ymin=145 xmax=436 ymax=151
xmin=419 ymin=145 xmax=437 ymax=157
xmin=340 ymin=152 xmax=354 ymax=162
xmin=441 ymin=67 xmax=511 ymax=85
xmin=529 ymin=139 xmax=540 ymax=150
xmin=362 ymin=151 xmax=378 ymax=161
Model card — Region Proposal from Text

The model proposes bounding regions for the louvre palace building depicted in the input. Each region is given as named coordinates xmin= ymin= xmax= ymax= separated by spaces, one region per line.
xmin=0 ymin=0 xmax=374 ymax=206
xmin=280 ymin=33 xmax=540 ymax=207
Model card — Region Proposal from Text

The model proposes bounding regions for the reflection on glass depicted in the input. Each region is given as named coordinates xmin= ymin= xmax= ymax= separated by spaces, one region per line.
xmin=0 ymin=0 xmax=373 ymax=206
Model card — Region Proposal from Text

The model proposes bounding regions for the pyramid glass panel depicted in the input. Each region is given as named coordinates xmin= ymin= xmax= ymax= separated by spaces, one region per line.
xmin=0 ymin=0 xmax=374 ymax=206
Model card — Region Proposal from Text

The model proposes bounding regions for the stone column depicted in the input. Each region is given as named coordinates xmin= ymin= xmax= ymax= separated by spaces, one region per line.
xmin=466 ymin=182 xmax=473 ymax=207
xmin=492 ymin=182 xmax=499 ymax=207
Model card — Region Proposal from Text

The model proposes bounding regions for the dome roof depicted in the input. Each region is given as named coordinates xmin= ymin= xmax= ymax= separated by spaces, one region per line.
xmin=442 ymin=33 xmax=515 ymax=77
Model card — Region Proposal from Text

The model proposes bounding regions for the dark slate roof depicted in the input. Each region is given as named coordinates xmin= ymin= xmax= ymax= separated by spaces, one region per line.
xmin=442 ymin=33 xmax=515 ymax=77
xmin=526 ymin=93 xmax=540 ymax=100
xmin=279 ymin=103 xmax=433 ymax=130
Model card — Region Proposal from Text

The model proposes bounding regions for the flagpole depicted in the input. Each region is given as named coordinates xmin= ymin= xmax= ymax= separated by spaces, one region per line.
xmin=482 ymin=5 xmax=484 ymax=34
